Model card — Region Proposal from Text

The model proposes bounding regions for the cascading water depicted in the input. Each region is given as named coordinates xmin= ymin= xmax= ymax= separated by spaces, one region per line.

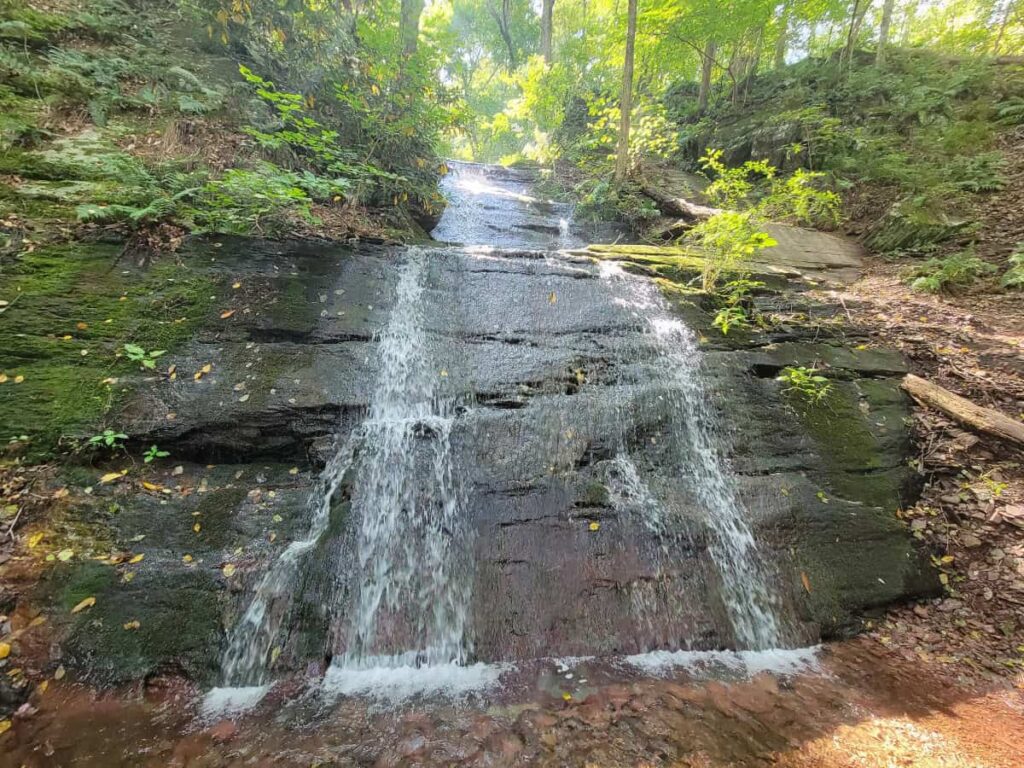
xmin=599 ymin=260 xmax=785 ymax=650
xmin=337 ymin=249 xmax=472 ymax=668
xmin=217 ymin=248 xmax=472 ymax=691
xmin=220 ymin=434 xmax=358 ymax=687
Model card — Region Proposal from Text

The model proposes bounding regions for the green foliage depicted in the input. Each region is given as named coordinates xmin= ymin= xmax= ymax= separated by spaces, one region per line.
xmin=575 ymin=178 xmax=660 ymax=229
xmin=1001 ymin=243 xmax=1024 ymax=290
xmin=122 ymin=343 xmax=165 ymax=370
xmin=761 ymin=168 xmax=841 ymax=227
xmin=143 ymin=445 xmax=170 ymax=463
xmin=689 ymin=210 xmax=777 ymax=292
xmin=908 ymin=248 xmax=997 ymax=293
xmin=711 ymin=277 xmax=764 ymax=335
xmin=88 ymin=429 xmax=128 ymax=450
xmin=700 ymin=149 xmax=775 ymax=208
xmin=778 ymin=367 xmax=832 ymax=404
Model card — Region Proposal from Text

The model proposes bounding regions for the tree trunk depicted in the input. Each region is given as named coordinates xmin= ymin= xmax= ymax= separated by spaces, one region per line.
xmin=902 ymin=375 xmax=1024 ymax=447
xmin=489 ymin=0 xmax=518 ymax=70
xmin=541 ymin=0 xmax=556 ymax=63
xmin=698 ymin=40 xmax=716 ymax=113
xmin=615 ymin=0 xmax=638 ymax=183
xmin=842 ymin=0 xmax=872 ymax=69
xmin=876 ymin=0 xmax=895 ymax=65
xmin=993 ymin=0 xmax=1019 ymax=55
xmin=399 ymin=0 xmax=425 ymax=55
xmin=774 ymin=6 xmax=789 ymax=69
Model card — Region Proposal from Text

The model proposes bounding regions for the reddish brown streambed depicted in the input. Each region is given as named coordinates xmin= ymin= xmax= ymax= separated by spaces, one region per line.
xmin=3 ymin=639 xmax=1023 ymax=767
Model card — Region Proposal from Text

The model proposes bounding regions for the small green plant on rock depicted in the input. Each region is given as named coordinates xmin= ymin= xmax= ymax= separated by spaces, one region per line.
xmin=122 ymin=343 xmax=165 ymax=370
xmin=711 ymin=278 xmax=765 ymax=335
xmin=88 ymin=428 xmax=127 ymax=450
xmin=778 ymin=366 xmax=832 ymax=403
xmin=143 ymin=444 xmax=169 ymax=463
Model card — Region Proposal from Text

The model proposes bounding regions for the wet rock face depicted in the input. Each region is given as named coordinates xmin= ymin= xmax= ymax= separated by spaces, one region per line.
xmin=71 ymin=234 xmax=936 ymax=683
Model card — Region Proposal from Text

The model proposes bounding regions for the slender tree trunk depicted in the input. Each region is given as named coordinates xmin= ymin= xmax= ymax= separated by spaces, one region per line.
xmin=993 ymin=0 xmax=1018 ymax=55
xmin=489 ymin=0 xmax=518 ymax=70
xmin=775 ymin=5 xmax=790 ymax=69
xmin=877 ymin=0 xmax=895 ymax=65
xmin=541 ymin=0 xmax=556 ymax=63
xmin=615 ymin=0 xmax=638 ymax=183
xmin=399 ymin=0 xmax=424 ymax=55
xmin=842 ymin=0 xmax=872 ymax=69
xmin=698 ymin=40 xmax=716 ymax=113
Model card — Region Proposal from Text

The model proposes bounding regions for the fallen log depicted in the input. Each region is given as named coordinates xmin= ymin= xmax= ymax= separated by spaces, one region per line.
xmin=639 ymin=185 xmax=721 ymax=222
xmin=902 ymin=374 xmax=1024 ymax=448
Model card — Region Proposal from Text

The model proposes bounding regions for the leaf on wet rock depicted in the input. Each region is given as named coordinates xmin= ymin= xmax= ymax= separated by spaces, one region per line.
xmin=100 ymin=471 xmax=127 ymax=484
xmin=183 ymin=554 xmax=193 ymax=564
xmin=28 ymin=532 xmax=44 ymax=548
xmin=289 ymin=467 xmax=299 ymax=475
xmin=588 ymin=521 xmax=600 ymax=532
xmin=0 ymin=720 xmax=10 ymax=735
xmin=54 ymin=666 xmax=65 ymax=681
xmin=801 ymin=571 xmax=812 ymax=593
xmin=220 ymin=310 xmax=236 ymax=319
xmin=548 ymin=291 xmax=557 ymax=305
xmin=70 ymin=597 xmax=96 ymax=614
xmin=128 ymin=554 xmax=144 ymax=564
xmin=270 ymin=647 xmax=281 ymax=665
xmin=193 ymin=523 xmax=201 ymax=533
xmin=0 ymin=642 xmax=10 ymax=660
xmin=222 ymin=563 xmax=236 ymax=578
xmin=56 ymin=549 xmax=74 ymax=562
xmin=142 ymin=482 xmax=163 ymax=492
xmin=194 ymin=363 xmax=213 ymax=381
xmin=122 ymin=620 xmax=140 ymax=631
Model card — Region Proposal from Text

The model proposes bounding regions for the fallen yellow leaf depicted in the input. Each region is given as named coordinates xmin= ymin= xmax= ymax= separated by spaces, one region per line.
xmin=129 ymin=554 xmax=144 ymax=564
xmin=588 ymin=521 xmax=600 ymax=532
xmin=54 ymin=665 xmax=65 ymax=680
xmin=562 ymin=692 xmax=572 ymax=701
xmin=71 ymin=596 xmax=96 ymax=614
xmin=222 ymin=563 xmax=236 ymax=578
xmin=220 ymin=309 xmax=235 ymax=319
xmin=182 ymin=554 xmax=193 ymax=563
xmin=28 ymin=531 xmax=44 ymax=548
xmin=76 ymin=322 xmax=88 ymax=330
xmin=142 ymin=481 xmax=162 ymax=492
xmin=193 ymin=522 xmax=201 ymax=533
xmin=123 ymin=620 xmax=140 ymax=631
xmin=801 ymin=571 xmax=812 ymax=593
xmin=232 ymin=282 xmax=241 ymax=289
xmin=270 ymin=647 xmax=281 ymax=664
xmin=99 ymin=471 xmax=125 ymax=484
xmin=0 ymin=719 xmax=9 ymax=735
xmin=0 ymin=642 xmax=10 ymax=660
xmin=548 ymin=291 xmax=557 ymax=305
xmin=14 ymin=375 xmax=24 ymax=383
xmin=57 ymin=549 xmax=74 ymax=562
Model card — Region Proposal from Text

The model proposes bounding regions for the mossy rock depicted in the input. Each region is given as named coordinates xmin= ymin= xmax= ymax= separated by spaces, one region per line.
xmin=0 ymin=243 xmax=215 ymax=454
xmin=55 ymin=561 xmax=222 ymax=685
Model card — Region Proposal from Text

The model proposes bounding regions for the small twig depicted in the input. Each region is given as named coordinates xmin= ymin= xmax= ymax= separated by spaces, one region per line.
xmin=4 ymin=506 xmax=23 ymax=540
xmin=0 ymin=291 xmax=22 ymax=315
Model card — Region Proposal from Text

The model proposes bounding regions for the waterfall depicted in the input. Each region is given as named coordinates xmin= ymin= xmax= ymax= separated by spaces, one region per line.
xmin=220 ymin=434 xmax=358 ymax=686
xmin=218 ymin=249 xmax=472 ymax=688
xmin=338 ymin=249 xmax=473 ymax=668
xmin=600 ymin=260 xmax=785 ymax=650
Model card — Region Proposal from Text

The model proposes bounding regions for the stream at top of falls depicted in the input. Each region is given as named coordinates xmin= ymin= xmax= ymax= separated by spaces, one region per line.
xmin=209 ymin=159 xmax=799 ymax=711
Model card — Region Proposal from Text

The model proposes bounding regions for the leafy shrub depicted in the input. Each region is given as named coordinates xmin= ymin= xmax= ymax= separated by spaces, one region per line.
xmin=688 ymin=210 xmax=777 ymax=292
xmin=575 ymin=178 xmax=660 ymax=229
xmin=908 ymin=249 xmax=997 ymax=293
